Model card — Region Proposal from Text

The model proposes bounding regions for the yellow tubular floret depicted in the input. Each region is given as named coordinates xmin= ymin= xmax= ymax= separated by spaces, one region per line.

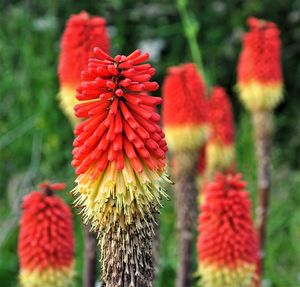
xmin=238 ymin=81 xmax=283 ymax=111
xmin=59 ymin=85 xmax=80 ymax=125
xmin=164 ymin=125 xmax=209 ymax=152
xmin=206 ymin=142 xmax=235 ymax=176
xmin=19 ymin=265 xmax=74 ymax=287
xmin=199 ymin=262 xmax=256 ymax=287
xmin=73 ymin=157 xmax=171 ymax=232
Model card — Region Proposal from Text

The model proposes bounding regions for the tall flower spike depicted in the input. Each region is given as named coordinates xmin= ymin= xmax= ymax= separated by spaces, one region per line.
xmin=162 ymin=63 xmax=207 ymax=287
xmin=58 ymin=11 xmax=110 ymax=124
xmin=237 ymin=17 xmax=283 ymax=111
xmin=18 ymin=182 xmax=74 ymax=287
xmin=72 ymin=48 xmax=170 ymax=286
xmin=162 ymin=63 xmax=208 ymax=152
xmin=237 ymin=17 xmax=283 ymax=277
xmin=206 ymin=86 xmax=235 ymax=178
xmin=197 ymin=173 xmax=258 ymax=287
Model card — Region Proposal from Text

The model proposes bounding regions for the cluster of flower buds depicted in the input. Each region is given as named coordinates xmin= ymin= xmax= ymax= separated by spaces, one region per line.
xmin=18 ymin=182 xmax=74 ymax=287
xmin=206 ymin=86 xmax=235 ymax=177
xmin=72 ymin=48 xmax=169 ymax=228
xmin=237 ymin=17 xmax=283 ymax=112
xmin=162 ymin=63 xmax=208 ymax=152
xmin=58 ymin=11 xmax=110 ymax=124
xmin=197 ymin=173 xmax=258 ymax=287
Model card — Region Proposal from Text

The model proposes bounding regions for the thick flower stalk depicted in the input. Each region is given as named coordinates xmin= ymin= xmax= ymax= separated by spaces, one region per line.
xmin=206 ymin=86 xmax=235 ymax=179
xmin=58 ymin=11 xmax=110 ymax=125
xmin=162 ymin=63 xmax=207 ymax=287
xmin=18 ymin=182 xmax=74 ymax=287
xmin=71 ymin=48 xmax=169 ymax=286
xmin=195 ymin=148 xmax=208 ymax=208
xmin=196 ymin=146 xmax=206 ymax=186
xmin=237 ymin=17 xmax=283 ymax=275
xmin=197 ymin=173 xmax=258 ymax=287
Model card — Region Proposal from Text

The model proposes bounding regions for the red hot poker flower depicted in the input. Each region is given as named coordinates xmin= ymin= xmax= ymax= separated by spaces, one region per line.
xmin=237 ymin=17 xmax=283 ymax=111
xmin=58 ymin=11 xmax=110 ymax=124
xmin=208 ymin=86 xmax=234 ymax=146
xmin=162 ymin=63 xmax=208 ymax=152
xmin=197 ymin=173 xmax=258 ymax=287
xmin=18 ymin=182 xmax=74 ymax=287
xmin=71 ymin=48 xmax=170 ymax=286
xmin=72 ymin=48 xmax=169 ymax=232
xmin=206 ymin=86 xmax=235 ymax=176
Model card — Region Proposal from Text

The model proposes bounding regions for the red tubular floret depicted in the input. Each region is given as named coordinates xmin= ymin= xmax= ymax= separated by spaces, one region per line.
xmin=123 ymin=119 xmax=138 ymax=142
xmin=93 ymin=47 xmax=113 ymax=61
xmin=126 ymin=49 xmax=142 ymax=61
xmin=131 ymin=53 xmax=149 ymax=65
xmin=123 ymin=137 xmax=137 ymax=159
xmin=116 ymin=152 xmax=124 ymax=170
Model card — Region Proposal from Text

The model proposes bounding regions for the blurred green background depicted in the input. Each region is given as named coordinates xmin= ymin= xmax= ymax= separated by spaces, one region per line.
xmin=0 ymin=0 xmax=300 ymax=286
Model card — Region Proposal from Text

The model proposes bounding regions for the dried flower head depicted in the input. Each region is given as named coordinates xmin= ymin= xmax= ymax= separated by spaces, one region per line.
xmin=162 ymin=63 xmax=208 ymax=152
xmin=197 ymin=173 xmax=258 ymax=287
xmin=58 ymin=11 xmax=110 ymax=124
xmin=18 ymin=182 xmax=74 ymax=287
xmin=206 ymin=86 xmax=235 ymax=176
xmin=237 ymin=17 xmax=283 ymax=111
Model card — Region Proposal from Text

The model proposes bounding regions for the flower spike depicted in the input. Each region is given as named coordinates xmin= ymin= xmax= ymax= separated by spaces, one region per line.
xmin=162 ymin=63 xmax=208 ymax=286
xmin=72 ymin=48 xmax=170 ymax=286
xmin=18 ymin=182 xmax=74 ymax=287
xmin=237 ymin=17 xmax=283 ymax=111
xmin=197 ymin=173 xmax=258 ymax=287
xmin=237 ymin=17 xmax=283 ymax=278
xmin=162 ymin=63 xmax=208 ymax=152
xmin=58 ymin=11 xmax=110 ymax=124
xmin=206 ymin=86 xmax=235 ymax=177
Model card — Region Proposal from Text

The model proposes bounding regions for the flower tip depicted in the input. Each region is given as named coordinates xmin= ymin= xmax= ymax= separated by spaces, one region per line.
xmin=152 ymin=82 xmax=159 ymax=90
xmin=50 ymin=183 xmax=67 ymax=191
xmin=93 ymin=47 xmax=113 ymax=61
xmin=168 ymin=67 xmax=181 ymax=74
xmin=93 ymin=47 xmax=100 ymax=53
xmin=38 ymin=181 xmax=49 ymax=190
xmin=79 ymin=10 xmax=89 ymax=19
xmin=247 ymin=16 xmax=274 ymax=30
xmin=247 ymin=16 xmax=259 ymax=27
xmin=38 ymin=181 xmax=66 ymax=193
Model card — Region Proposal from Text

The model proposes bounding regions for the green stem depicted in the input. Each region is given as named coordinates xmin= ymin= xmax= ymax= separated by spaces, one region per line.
xmin=176 ymin=0 xmax=206 ymax=81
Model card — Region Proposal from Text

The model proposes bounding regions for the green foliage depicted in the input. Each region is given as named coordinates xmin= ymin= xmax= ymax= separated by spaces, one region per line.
xmin=0 ymin=1 xmax=300 ymax=286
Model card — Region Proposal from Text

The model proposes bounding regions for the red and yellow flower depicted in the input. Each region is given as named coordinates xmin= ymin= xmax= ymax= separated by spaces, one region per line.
xmin=206 ymin=86 xmax=235 ymax=177
xmin=71 ymin=47 xmax=169 ymax=232
xmin=197 ymin=173 xmax=258 ymax=287
xmin=18 ymin=182 xmax=74 ymax=287
xmin=237 ymin=17 xmax=283 ymax=111
xmin=58 ymin=11 xmax=110 ymax=124
xmin=71 ymin=48 xmax=170 ymax=285
xmin=162 ymin=63 xmax=208 ymax=152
